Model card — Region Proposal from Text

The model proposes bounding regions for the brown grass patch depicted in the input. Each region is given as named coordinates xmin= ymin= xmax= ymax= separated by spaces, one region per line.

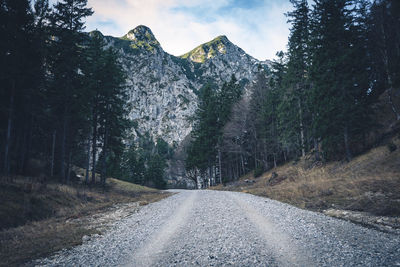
xmin=214 ymin=136 xmax=400 ymax=216
xmin=0 ymin=177 xmax=171 ymax=266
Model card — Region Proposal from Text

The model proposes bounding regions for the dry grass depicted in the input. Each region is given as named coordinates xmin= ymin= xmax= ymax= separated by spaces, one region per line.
xmin=215 ymin=136 xmax=400 ymax=216
xmin=0 ymin=177 xmax=171 ymax=266
xmin=0 ymin=218 xmax=99 ymax=267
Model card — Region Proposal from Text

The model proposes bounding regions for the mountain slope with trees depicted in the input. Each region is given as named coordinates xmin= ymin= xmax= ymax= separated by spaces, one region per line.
xmin=187 ymin=0 xmax=400 ymax=188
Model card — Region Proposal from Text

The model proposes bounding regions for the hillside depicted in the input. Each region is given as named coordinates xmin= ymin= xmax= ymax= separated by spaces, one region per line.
xmin=214 ymin=135 xmax=400 ymax=231
xmin=0 ymin=177 xmax=171 ymax=266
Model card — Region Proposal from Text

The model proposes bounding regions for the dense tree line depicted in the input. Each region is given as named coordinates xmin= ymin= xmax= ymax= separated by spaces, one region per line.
xmin=185 ymin=76 xmax=242 ymax=187
xmin=185 ymin=0 xmax=400 ymax=187
xmin=0 ymin=0 xmax=130 ymax=186
xmin=117 ymin=135 xmax=171 ymax=189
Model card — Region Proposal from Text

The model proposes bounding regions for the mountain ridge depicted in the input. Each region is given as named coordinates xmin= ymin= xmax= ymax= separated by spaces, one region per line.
xmin=98 ymin=24 xmax=271 ymax=142
xmin=96 ymin=25 xmax=272 ymax=185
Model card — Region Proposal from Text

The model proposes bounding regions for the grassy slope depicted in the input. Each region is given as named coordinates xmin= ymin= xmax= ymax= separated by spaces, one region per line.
xmin=0 ymin=178 xmax=171 ymax=266
xmin=214 ymin=136 xmax=400 ymax=216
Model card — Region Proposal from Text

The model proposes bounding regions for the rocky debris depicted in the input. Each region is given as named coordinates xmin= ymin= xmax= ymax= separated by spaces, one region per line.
xmin=324 ymin=208 xmax=400 ymax=234
xmin=345 ymin=191 xmax=400 ymax=216
xmin=34 ymin=190 xmax=400 ymax=266
xmin=65 ymin=202 xmax=140 ymax=233
xmin=267 ymin=172 xmax=287 ymax=186
xmin=244 ymin=179 xmax=256 ymax=184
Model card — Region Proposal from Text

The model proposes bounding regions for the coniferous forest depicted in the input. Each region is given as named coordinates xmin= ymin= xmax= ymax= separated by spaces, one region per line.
xmin=1 ymin=0 xmax=399 ymax=190
xmin=0 ymin=0 xmax=168 ymax=188
xmin=185 ymin=0 xmax=400 ymax=187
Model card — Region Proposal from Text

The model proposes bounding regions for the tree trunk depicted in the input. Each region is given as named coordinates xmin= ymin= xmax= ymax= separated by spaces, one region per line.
xmin=298 ymin=97 xmax=306 ymax=157
xmin=4 ymin=83 xmax=14 ymax=176
xmin=18 ymin=129 xmax=27 ymax=174
xmin=235 ymin=159 xmax=238 ymax=178
xmin=66 ymin=150 xmax=72 ymax=184
xmin=85 ymin=136 xmax=90 ymax=184
xmin=101 ymin=126 xmax=108 ymax=188
xmin=314 ymin=138 xmax=320 ymax=161
xmin=381 ymin=15 xmax=400 ymax=121
xmin=195 ymin=169 xmax=200 ymax=189
xmin=19 ymin=114 xmax=33 ymax=175
xmin=60 ymin=107 xmax=68 ymax=182
xmin=388 ymin=85 xmax=400 ymax=121
xmin=240 ymin=154 xmax=245 ymax=175
xmin=263 ymin=141 xmax=268 ymax=171
xmin=91 ymin=108 xmax=97 ymax=184
xmin=218 ymin=149 xmax=222 ymax=184
xmin=51 ymin=130 xmax=56 ymax=177
xmin=208 ymin=167 xmax=211 ymax=188
xmin=344 ymin=126 xmax=352 ymax=162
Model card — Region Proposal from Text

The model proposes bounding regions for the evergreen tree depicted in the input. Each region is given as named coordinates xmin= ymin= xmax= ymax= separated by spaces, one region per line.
xmin=186 ymin=76 xmax=243 ymax=186
xmin=120 ymin=143 xmax=146 ymax=185
xmin=97 ymin=47 xmax=128 ymax=186
xmin=187 ymin=83 xmax=219 ymax=174
xmin=309 ymin=0 xmax=372 ymax=161
xmin=281 ymin=0 xmax=311 ymax=158
xmin=48 ymin=0 xmax=93 ymax=181
xmin=145 ymin=154 xmax=167 ymax=189
xmin=0 ymin=0 xmax=36 ymax=176
xmin=368 ymin=0 xmax=400 ymax=120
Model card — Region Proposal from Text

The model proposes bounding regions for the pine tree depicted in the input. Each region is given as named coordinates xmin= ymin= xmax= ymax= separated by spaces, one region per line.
xmin=97 ymin=48 xmax=128 ymax=186
xmin=0 ymin=0 xmax=36 ymax=176
xmin=186 ymin=83 xmax=219 ymax=174
xmin=309 ymin=0 xmax=372 ymax=161
xmin=48 ymin=0 xmax=93 ymax=181
xmin=368 ymin=0 xmax=400 ymax=120
xmin=282 ymin=0 xmax=311 ymax=158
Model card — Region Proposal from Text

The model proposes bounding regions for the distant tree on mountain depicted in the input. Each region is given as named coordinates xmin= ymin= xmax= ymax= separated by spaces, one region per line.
xmin=186 ymin=76 xmax=242 ymax=187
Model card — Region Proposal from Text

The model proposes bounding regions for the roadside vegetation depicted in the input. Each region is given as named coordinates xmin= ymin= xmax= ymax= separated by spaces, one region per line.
xmin=185 ymin=0 xmax=400 ymax=191
xmin=0 ymin=1 xmax=173 ymax=264
xmin=215 ymin=135 xmax=400 ymax=215
xmin=0 ymin=176 xmax=171 ymax=267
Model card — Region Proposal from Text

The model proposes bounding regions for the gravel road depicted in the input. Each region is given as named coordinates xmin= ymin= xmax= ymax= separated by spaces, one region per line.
xmin=33 ymin=190 xmax=400 ymax=266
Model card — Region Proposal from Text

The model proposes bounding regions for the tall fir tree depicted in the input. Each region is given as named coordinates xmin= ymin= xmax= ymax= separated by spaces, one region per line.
xmin=0 ymin=0 xmax=37 ymax=176
xmin=48 ymin=0 xmax=93 ymax=181
xmin=309 ymin=0 xmax=372 ymax=161
xmin=281 ymin=0 xmax=311 ymax=158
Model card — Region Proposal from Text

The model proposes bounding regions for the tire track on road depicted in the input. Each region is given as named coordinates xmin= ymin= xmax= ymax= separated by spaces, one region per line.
xmin=231 ymin=193 xmax=314 ymax=267
xmin=124 ymin=191 xmax=197 ymax=267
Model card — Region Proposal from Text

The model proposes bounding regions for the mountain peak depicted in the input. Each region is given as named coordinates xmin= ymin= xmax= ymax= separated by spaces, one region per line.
xmin=121 ymin=25 xmax=160 ymax=51
xmin=212 ymin=35 xmax=229 ymax=43
xmin=126 ymin=25 xmax=154 ymax=40
xmin=180 ymin=35 xmax=234 ymax=63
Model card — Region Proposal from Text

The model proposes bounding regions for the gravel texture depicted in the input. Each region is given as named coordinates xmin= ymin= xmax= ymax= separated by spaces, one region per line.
xmin=32 ymin=190 xmax=400 ymax=266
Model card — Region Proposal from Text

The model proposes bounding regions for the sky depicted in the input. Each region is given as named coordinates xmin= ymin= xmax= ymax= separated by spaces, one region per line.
xmin=63 ymin=0 xmax=295 ymax=61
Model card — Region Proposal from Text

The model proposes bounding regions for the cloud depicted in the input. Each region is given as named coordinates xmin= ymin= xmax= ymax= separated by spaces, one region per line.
xmin=83 ymin=0 xmax=293 ymax=60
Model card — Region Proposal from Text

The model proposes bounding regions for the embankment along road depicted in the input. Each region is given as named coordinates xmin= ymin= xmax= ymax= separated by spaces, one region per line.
xmin=33 ymin=190 xmax=400 ymax=266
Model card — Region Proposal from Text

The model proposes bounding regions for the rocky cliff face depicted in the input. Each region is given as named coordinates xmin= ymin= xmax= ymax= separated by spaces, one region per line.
xmin=98 ymin=25 xmax=271 ymax=186
xmin=100 ymin=25 xmax=270 ymax=145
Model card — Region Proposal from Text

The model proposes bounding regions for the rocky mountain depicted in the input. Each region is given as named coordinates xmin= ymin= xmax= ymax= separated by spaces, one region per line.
xmin=97 ymin=25 xmax=271 ymax=186
xmin=99 ymin=25 xmax=270 ymax=145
